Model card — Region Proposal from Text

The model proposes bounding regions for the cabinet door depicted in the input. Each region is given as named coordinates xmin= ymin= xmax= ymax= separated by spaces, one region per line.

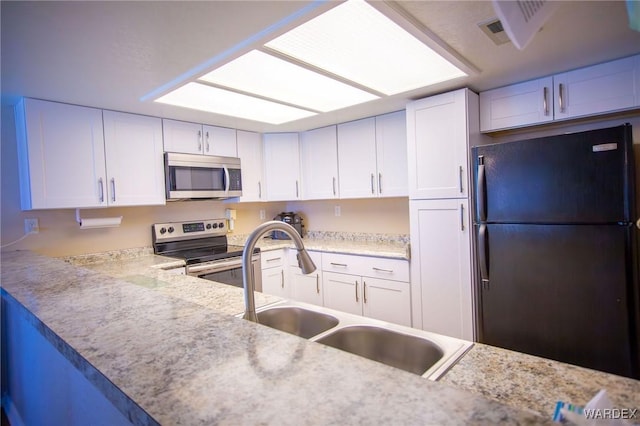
xmin=203 ymin=125 xmax=237 ymax=157
xmin=375 ymin=111 xmax=408 ymax=197
xmin=322 ymin=271 xmax=362 ymax=315
xmin=362 ymin=277 xmax=411 ymax=326
xmin=236 ymin=130 xmax=264 ymax=202
xmin=554 ymin=54 xmax=640 ymax=121
xmin=301 ymin=125 xmax=339 ymax=200
xmin=409 ymin=199 xmax=473 ymax=340
xmin=17 ymin=99 xmax=106 ymax=209
xmin=337 ymin=117 xmax=377 ymax=198
xmin=479 ymin=77 xmax=554 ymax=132
xmin=162 ymin=119 xmax=203 ymax=154
xmin=261 ymin=266 xmax=289 ymax=298
xmin=407 ymin=89 xmax=470 ymax=200
xmin=103 ymin=111 xmax=165 ymax=206
xmin=263 ymin=133 xmax=301 ymax=201
xmin=290 ymin=270 xmax=323 ymax=306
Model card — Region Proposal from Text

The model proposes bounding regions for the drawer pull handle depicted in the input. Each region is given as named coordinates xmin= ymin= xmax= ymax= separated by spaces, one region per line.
xmin=372 ymin=267 xmax=393 ymax=273
xmin=316 ymin=275 xmax=320 ymax=294
xmin=330 ymin=262 xmax=348 ymax=267
xmin=281 ymin=270 xmax=284 ymax=288
xmin=266 ymin=257 xmax=281 ymax=263
xmin=355 ymin=280 xmax=359 ymax=302
xmin=363 ymin=281 xmax=367 ymax=304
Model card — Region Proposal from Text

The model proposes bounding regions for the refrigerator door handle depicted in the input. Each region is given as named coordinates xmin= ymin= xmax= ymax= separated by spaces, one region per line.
xmin=477 ymin=156 xmax=487 ymax=221
xmin=478 ymin=224 xmax=489 ymax=288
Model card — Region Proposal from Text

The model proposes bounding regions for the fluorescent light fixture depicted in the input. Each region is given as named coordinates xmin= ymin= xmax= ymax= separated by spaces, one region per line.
xmin=265 ymin=0 xmax=467 ymax=95
xmin=199 ymin=50 xmax=379 ymax=112
xmin=152 ymin=0 xmax=471 ymax=124
xmin=156 ymin=82 xmax=316 ymax=125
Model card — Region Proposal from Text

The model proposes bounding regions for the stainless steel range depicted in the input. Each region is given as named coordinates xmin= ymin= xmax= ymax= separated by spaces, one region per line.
xmin=152 ymin=219 xmax=262 ymax=291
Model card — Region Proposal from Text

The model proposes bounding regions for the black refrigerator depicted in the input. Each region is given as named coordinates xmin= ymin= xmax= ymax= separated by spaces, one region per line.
xmin=472 ymin=124 xmax=639 ymax=379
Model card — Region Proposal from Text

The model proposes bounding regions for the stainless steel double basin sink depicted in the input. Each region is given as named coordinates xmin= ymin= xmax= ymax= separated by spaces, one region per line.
xmin=252 ymin=300 xmax=473 ymax=380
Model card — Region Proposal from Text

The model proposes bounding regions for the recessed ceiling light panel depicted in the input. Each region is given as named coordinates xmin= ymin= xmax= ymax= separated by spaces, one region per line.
xmin=199 ymin=50 xmax=379 ymax=112
xmin=265 ymin=0 xmax=467 ymax=95
xmin=156 ymin=82 xmax=316 ymax=125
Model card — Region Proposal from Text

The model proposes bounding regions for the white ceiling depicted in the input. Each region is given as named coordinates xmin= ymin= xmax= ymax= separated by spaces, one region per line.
xmin=2 ymin=0 xmax=640 ymax=133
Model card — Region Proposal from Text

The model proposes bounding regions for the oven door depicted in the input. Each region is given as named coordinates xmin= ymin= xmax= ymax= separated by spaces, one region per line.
xmin=186 ymin=255 xmax=262 ymax=292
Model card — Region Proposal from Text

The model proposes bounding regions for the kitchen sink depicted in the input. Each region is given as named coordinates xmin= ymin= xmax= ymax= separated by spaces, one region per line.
xmin=256 ymin=306 xmax=339 ymax=339
xmin=315 ymin=325 xmax=444 ymax=375
xmin=248 ymin=300 xmax=472 ymax=380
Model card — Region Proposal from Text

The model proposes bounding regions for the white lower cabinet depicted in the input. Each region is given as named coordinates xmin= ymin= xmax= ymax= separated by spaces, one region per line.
xmin=409 ymin=199 xmax=473 ymax=340
xmin=288 ymin=250 xmax=323 ymax=306
xmin=260 ymin=249 xmax=288 ymax=298
xmin=321 ymin=253 xmax=411 ymax=326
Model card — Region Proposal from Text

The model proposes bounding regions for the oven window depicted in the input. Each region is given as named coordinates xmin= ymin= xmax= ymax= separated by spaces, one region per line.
xmin=199 ymin=268 xmax=243 ymax=288
xmin=172 ymin=167 xmax=224 ymax=191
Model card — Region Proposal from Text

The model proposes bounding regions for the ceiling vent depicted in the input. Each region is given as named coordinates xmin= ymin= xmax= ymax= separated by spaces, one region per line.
xmin=492 ymin=0 xmax=560 ymax=50
xmin=478 ymin=18 xmax=511 ymax=45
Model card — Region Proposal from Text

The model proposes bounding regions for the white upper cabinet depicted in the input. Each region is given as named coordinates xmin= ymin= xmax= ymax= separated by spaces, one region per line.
xmin=236 ymin=130 xmax=264 ymax=202
xmin=203 ymin=125 xmax=237 ymax=157
xmin=480 ymin=76 xmax=554 ymax=132
xmin=103 ymin=111 xmax=165 ymax=206
xmin=407 ymin=89 xmax=473 ymax=200
xmin=17 ymin=99 xmax=165 ymax=210
xmin=17 ymin=99 xmax=107 ymax=210
xmin=554 ymin=55 xmax=640 ymax=121
xmin=375 ymin=110 xmax=408 ymax=197
xmin=162 ymin=119 xmax=203 ymax=155
xmin=263 ymin=133 xmax=301 ymax=201
xmin=337 ymin=117 xmax=378 ymax=198
xmin=163 ymin=119 xmax=237 ymax=157
xmin=301 ymin=125 xmax=339 ymax=200
xmin=480 ymin=54 xmax=640 ymax=132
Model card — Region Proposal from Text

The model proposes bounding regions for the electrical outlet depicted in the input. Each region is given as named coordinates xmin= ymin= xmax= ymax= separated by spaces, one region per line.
xmin=24 ymin=218 xmax=39 ymax=234
xmin=334 ymin=206 xmax=341 ymax=217
xmin=259 ymin=209 xmax=266 ymax=220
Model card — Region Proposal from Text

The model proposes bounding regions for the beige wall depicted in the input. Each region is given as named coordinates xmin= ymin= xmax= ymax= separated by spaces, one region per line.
xmin=0 ymin=105 xmax=409 ymax=257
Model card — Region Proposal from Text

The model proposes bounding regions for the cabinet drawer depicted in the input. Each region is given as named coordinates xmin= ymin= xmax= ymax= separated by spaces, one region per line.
xmin=322 ymin=252 xmax=409 ymax=282
xmin=261 ymin=249 xmax=285 ymax=269
xmin=322 ymin=252 xmax=363 ymax=276
xmin=364 ymin=257 xmax=410 ymax=283
xmin=287 ymin=249 xmax=322 ymax=268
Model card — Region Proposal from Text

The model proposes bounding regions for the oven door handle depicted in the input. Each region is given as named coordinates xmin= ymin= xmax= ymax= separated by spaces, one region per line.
xmin=186 ymin=256 xmax=259 ymax=275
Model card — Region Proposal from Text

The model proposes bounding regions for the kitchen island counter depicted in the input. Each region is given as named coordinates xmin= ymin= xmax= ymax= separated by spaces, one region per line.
xmin=1 ymin=250 xmax=546 ymax=425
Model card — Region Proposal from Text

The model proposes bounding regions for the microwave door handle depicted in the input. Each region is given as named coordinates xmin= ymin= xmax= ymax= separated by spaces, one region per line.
xmin=224 ymin=166 xmax=230 ymax=193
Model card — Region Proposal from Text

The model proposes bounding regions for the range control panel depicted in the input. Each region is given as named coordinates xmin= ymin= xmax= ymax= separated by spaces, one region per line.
xmin=152 ymin=219 xmax=227 ymax=242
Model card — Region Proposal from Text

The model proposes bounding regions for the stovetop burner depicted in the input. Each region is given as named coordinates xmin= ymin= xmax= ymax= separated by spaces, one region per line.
xmin=151 ymin=219 xmax=258 ymax=263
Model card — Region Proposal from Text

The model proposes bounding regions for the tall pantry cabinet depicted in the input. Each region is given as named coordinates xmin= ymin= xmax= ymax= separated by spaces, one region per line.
xmin=406 ymin=88 xmax=479 ymax=341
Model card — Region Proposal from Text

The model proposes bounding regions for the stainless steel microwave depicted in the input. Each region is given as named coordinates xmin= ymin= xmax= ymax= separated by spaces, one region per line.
xmin=165 ymin=152 xmax=242 ymax=200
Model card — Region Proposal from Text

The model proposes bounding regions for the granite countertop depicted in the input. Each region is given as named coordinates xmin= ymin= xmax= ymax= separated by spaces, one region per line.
xmin=1 ymin=250 xmax=548 ymax=425
xmin=229 ymin=232 xmax=411 ymax=260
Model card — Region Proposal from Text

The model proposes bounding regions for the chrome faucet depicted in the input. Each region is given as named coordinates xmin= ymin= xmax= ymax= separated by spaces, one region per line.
xmin=242 ymin=220 xmax=316 ymax=322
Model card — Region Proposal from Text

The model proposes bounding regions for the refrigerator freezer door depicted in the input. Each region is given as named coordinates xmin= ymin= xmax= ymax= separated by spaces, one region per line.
xmin=479 ymin=223 xmax=636 ymax=378
xmin=473 ymin=125 xmax=633 ymax=224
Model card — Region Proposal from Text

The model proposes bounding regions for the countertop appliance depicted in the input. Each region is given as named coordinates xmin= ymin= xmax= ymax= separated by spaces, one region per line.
xmin=152 ymin=219 xmax=261 ymax=291
xmin=473 ymin=124 xmax=639 ymax=378
xmin=272 ymin=212 xmax=304 ymax=240
xmin=164 ymin=152 xmax=242 ymax=200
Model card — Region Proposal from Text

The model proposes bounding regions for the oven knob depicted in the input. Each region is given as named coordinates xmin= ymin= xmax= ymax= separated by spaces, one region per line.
xmin=168 ymin=226 xmax=174 ymax=233
xmin=206 ymin=223 xmax=212 ymax=230
xmin=218 ymin=222 xmax=225 ymax=229
xmin=212 ymin=223 xmax=218 ymax=229
xmin=159 ymin=227 xmax=167 ymax=235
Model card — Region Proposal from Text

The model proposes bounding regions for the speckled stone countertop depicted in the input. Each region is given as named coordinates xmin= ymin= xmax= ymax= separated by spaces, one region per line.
xmin=441 ymin=343 xmax=640 ymax=420
xmin=1 ymin=250 xmax=547 ymax=425
xmin=229 ymin=231 xmax=411 ymax=260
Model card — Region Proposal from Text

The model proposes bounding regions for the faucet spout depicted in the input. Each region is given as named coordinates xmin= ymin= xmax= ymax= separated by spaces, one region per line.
xmin=242 ymin=220 xmax=316 ymax=322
